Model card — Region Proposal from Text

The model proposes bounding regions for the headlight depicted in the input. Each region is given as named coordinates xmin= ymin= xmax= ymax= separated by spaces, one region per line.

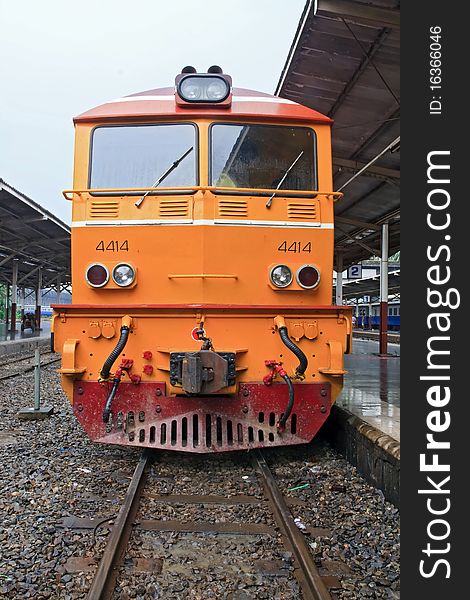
xmin=270 ymin=265 xmax=293 ymax=288
xmin=296 ymin=265 xmax=320 ymax=289
xmin=86 ymin=263 xmax=109 ymax=288
xmin=179 ymin=80 xmax=202 ymax=100
xmin=206 ymin=79 xmax=229 ymax=100
xmin=178 ymin=75 xmax=230 ymax=103
xmin=112 ymin=263 xmax=135 ymax=287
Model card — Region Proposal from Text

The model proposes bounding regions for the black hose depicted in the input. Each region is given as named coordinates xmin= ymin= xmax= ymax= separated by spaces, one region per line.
xmin=100 ymin=325 xmax=130 ymax=380
xmin=102 ymin=377 xmax=120 ymax=422
xmin=278 ymin=326 xmax=308 ymax=377
xmin=278 ymin=374 xmax=295 ymax=430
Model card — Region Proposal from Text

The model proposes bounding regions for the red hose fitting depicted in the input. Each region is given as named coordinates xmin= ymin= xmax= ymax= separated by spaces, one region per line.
xmin=143 ymin=364 xmax=153 ymax=376
xmin=263 ymin=360 xmax=288 ymax=385
xmin=119 ymin=358 xmax=134 ymax=371
xmin=130 ymin=374 xmax=141 ymax=385
xmin=143 ymin=351 xmax=153 ymax=360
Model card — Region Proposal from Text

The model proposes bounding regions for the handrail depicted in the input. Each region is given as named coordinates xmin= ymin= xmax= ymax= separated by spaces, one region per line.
xmin=62 ymin=186 xmax=343 ymax=202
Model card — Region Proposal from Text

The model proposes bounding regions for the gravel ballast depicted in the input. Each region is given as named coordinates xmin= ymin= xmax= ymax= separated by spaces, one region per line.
xmin=0 ymin=360 xmax=399 ymax=599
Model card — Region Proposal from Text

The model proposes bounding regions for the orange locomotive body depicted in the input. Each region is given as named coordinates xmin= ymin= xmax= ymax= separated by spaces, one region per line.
xmin=52 ymin=68 xmax=352 ymax=452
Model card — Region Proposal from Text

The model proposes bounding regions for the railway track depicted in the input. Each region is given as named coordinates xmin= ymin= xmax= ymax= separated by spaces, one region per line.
xmin=82 ymin=449 xmax=332 ymax=600
xmin=0 ymin=350 xmax=60 ymax=381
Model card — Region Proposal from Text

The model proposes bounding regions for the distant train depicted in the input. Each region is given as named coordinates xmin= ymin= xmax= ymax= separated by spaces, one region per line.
xmin=24 ymin=305 xmax=53 ymax=317
xmin=353 ymin=301 xmax=400 ymax=331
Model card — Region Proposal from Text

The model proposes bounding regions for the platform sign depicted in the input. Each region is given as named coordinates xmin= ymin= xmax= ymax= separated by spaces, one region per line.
xmin=347 ymin=264 xmax=362 ymax=279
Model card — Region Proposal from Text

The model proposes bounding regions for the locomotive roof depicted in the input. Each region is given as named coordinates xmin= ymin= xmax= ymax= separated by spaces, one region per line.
xmin=74 ymin=87 xmax=332 ymax=125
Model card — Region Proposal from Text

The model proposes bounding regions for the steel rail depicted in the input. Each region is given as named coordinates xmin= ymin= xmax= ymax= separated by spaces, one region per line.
xmin=86 ymin=450 xmax=151 ymax=600
xmin=252 ymin=450 xmax=331 ymax=600
xmin=0 ymin=356 xmax=61 ymax=381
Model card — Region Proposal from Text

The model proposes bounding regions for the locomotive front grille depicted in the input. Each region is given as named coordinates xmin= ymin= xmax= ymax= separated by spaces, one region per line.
xmin=73 ymin=382 xmax=331 ymax=454
xmin=132 ymin=411 xmax=298 ymax=450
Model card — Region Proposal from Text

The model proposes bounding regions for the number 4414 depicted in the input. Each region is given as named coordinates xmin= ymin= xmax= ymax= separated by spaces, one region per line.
xmin=278 ymin=241 xmax=311 ymax=253
xmin=96 ymin=240 xmax=129 ymax=252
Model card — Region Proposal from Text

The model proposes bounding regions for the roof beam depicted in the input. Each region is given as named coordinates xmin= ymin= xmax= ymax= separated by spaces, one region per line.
xmin=335 ymin=216 xmax=381 ymax=231
xmin=4 ymin=236 xmax=70 ymax=251
xmin=333 ymin=157 xmax=400 ymax=180
xmin=328 ymin=27 xmax=390 ymax=118
xmin=335 ymin=225 xmax=379 ymax=256
xmin=0 ymin=215 xmax=49 ymax=228
xmin=0 ymin=250 xmax=22 ymax=268
xmin=317 ymin=0 xmax=400 ymax=29
xmin=18 ymin=265 xmax=42 ymax=285
xmin=351 ymin=106 xmax=400 ymax=160
xmin=337 ymin=136 xmax=400 ymax=192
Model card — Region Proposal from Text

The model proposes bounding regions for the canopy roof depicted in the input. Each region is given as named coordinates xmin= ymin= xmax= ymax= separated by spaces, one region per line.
xmin=0 ymin=178 xmax=71 ymax=290
xmin=276 ymin=0 xmax=400 ymax=268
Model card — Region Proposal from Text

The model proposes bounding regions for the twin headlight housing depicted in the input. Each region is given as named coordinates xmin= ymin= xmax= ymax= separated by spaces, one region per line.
xmin=175 ymin=69 xmax=232 ymax=107
xmin=179 ymin=75 xmax=230 ymax=103
xmin=86 ymin=263 xmax=135 ymax=289
xmin=270 ymin=264 xmax=321 ymax=290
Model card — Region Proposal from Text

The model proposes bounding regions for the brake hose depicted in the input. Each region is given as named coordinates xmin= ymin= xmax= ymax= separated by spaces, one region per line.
xmin=102 ymin=376 xmax=121 ymax=422
xmin=274 ymin=316 xmax=308 ymax=379
xmin=278 ymin=373 xmax=295 ymax=431
xmin=100 ymin=316 xmax=132 ymax=380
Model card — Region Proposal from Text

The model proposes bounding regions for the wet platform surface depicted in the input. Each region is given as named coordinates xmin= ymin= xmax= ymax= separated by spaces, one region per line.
xmin=338 ymin=339 xmax=400 ymax=442
xmin=0 ymin=321 xmax=51 ymax=357
xmin=0 ymin=320 xmax=51 ymax=343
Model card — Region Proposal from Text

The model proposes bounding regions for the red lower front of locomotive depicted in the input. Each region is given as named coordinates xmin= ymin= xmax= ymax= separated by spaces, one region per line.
xmin=73 ymin=380 xmax=331 ymax=453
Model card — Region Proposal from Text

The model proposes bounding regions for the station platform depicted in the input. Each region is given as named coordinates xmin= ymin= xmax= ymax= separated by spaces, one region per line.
xmin=321 ymin=338 xmax=400 ymax=504
xmin=352 ymin=328 xmax=400 ymax=344
xmin=0 ymin=320 xmax=51 ymax=356
xmin=338 ymin=338 xmax=400 ymax=441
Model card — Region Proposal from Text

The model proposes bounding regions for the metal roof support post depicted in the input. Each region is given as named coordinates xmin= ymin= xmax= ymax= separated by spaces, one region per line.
xmin=56 ymin=275 xmax=61 ymax=304
xmin=36 ymin=268 xmax=42 ymax=331
xmin=10 ymin=260 xmax=18 ymax=333
xmin=379 ymin=223 xmax=389 ymax=355
xmin=20 ymin=287 xmax=25 ymax=322
xmin=5 ymin=284 xmax=10 ymax=330
xmin=335 ymin=251 xmax=343 ymax=305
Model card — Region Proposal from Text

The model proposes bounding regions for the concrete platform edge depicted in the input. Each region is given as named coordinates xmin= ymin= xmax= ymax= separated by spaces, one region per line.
xmin=352 ymin=331 xmax=400 ymax=344
xmin=0 ymin=337 xmax=50 ymax=357
xmin=321 ymin=405 xmax=400 ymax=507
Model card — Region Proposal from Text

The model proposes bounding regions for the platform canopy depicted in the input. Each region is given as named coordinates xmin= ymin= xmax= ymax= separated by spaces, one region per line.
xmin=334 ymin=269 xmax=400 ymax=302
xmin=276 ymin=0 xmax=400 ymax=269
xmin=0 ymin=178 xmax=71 ymax=291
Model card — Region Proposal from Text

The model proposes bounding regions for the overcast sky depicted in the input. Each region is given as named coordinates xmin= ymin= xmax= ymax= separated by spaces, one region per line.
xmin=0 ymin=0 xmax=305 ymax=224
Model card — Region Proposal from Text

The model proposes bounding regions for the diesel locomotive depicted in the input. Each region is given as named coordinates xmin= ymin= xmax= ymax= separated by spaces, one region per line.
xmin=52 ymin=66 xmax=352 ymax=452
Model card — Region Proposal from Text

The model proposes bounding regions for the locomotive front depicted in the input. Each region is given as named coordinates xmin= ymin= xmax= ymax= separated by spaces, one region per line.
xmin=52 ymin=67 xmax=352 ymax=452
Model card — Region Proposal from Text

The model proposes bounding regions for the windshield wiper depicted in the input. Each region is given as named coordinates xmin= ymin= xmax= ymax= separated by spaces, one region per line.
xmin=266 ymin=150 xmax=304 ymax=209
xmin=135 ymin=146 xmax=194 ymax=208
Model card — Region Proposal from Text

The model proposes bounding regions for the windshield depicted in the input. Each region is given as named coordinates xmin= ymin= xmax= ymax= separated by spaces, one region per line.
xmin=89 ymin=123 xmax=197 ymax=190
xmin=210 ymin=123 xmax=316 ymax=191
